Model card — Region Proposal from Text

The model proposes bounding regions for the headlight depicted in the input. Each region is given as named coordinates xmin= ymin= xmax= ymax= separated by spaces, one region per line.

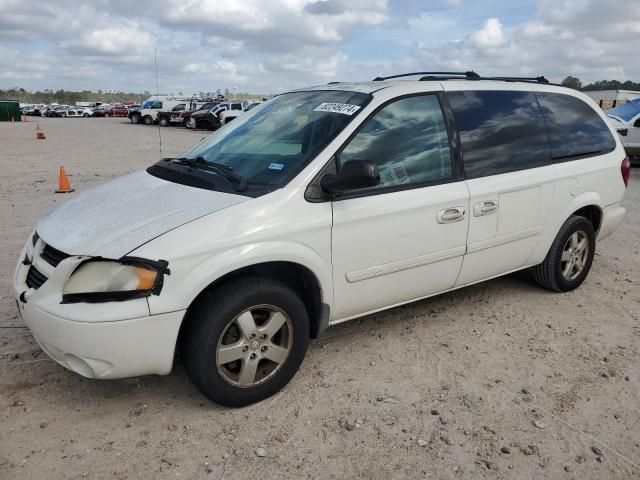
xmin=62 ymin=257 xmax=169 ymax=303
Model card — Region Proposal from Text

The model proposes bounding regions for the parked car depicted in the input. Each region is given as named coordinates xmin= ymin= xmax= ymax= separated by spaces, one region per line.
xmin=157 ymin=102 xmax=219 ymax=127
xmin=60 ymin=107 xmax=90 ymax=118
xmin=104 ymin=104 xmax=128 ymax=117
xmin=91 ymin=106 xmax=107 ymax=117
xmin=131 ymin=96 xmax=195 ymax=125
xmin=187 ymin=102 xmax=233 ymax=130
xmin=606 ymin=99 xmax=640 ymax=165
xmin=218 ymin=101 xmax=253 ymax=125
xmin=44 ymin=106 xmax=70 ymax=117
xmin=13 ymin=73 xmax=630 ymax=407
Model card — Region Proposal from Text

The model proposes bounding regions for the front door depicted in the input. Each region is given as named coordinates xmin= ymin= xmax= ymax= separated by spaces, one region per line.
xmin=330 ymin=93 xmax=469 ymax=321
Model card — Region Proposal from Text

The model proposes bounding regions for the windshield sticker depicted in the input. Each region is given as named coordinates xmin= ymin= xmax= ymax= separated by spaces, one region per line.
xmin=314 ymin=103 xmax=361 ymax=116
xmin=268 ymin=162 xmax=285 ymax=171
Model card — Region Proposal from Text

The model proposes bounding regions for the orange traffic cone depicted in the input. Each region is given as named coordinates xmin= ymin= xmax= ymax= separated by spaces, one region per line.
xmin=55 ymin=166 xmax=75 ymax=193
xmin=36 ymin=123 xmax=45 ymax=140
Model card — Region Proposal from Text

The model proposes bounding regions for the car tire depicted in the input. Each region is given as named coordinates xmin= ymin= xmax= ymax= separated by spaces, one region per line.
xmin=83 ymin=113 xmax=89 ymax=117
xmin=130 ymin=114 xmax=140 ymax=124
xmin=159 ymin=117 xmax=169 ymax=127
xmin=144 ymin=116 xmax=153 ymax=126
xmin=532 ymin=215 xmax=596 ymax=292
xmin=180 ymin=277 xmax=310 ymax=407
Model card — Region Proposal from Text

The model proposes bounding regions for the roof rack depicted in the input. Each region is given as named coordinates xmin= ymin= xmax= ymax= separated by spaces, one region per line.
xmin=479 ymin=76 xmax=550 ymax=84
xmin=373 ymin=72 xmax=554 ymax=86
xmin=373 ymin=71 xmax=480 ymax=81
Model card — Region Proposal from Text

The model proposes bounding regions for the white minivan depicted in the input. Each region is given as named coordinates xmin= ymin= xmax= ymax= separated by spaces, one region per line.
xmin=14 ymin=72 xmax=630 ymax=406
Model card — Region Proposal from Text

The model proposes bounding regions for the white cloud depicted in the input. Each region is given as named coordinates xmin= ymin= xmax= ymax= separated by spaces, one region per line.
xmin=467 ymin=18 xmax=506 ymax=49
xmin=1 ymin=0 xmax=639 ymax=93
xmin=60 ymin=25 xmax=155 ymax=58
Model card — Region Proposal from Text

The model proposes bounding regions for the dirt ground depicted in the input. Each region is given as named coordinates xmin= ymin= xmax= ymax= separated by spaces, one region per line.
xmin=1 ymin=117 xmax=639 ymax=480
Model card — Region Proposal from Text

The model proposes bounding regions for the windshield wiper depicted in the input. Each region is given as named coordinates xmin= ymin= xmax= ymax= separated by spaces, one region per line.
xmin=171 ymin=157 xmax=247 ymax=191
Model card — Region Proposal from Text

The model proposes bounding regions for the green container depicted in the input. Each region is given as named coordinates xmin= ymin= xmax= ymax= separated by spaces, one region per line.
xmin=0 ymin=100 xmax=22 ymax=122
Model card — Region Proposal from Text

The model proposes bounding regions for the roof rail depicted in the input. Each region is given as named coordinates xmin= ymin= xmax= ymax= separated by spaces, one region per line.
xmin=373 ymin=72 xmax=554 ymax=86
xmin=479 ymin=76 xmax=550 ymax=84
xmin=373 ymin=71 xmax=480 ymax=81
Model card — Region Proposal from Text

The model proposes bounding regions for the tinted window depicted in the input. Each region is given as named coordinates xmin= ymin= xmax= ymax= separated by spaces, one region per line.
xmin=448 ymin=90 xmax=550 ymax=178
xmin=339 ymin=95 xmax=453 ymax=190
xmin=536 ymin=93 xmax=616 ymax=160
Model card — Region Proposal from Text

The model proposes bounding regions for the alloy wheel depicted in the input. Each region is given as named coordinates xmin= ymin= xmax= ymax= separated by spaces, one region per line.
xmin=216 ymin=305 xmax=293 ymax=388
xmin=561 ymin=230 xmax=589 ymax=281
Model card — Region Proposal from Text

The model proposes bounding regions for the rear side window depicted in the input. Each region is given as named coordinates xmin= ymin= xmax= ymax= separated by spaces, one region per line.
xmin=448 ymin=90 xmax=550 ymax=179
xmin=536 ymin=93 xmax=616 ymax=160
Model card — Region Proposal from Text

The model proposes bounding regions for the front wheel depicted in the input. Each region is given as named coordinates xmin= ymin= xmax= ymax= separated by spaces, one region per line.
xmin=532 ymin=215 xmax=596 ymax=292
xmin=180 ymin=277 xmax=310 ymax=407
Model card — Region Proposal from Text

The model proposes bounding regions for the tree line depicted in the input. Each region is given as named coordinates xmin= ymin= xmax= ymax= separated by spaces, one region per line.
xmin=0 ymin=87 xmax=268 ymax=105
xmin=560 ymin=76 xmax=640 ymax=91
xmin=0 ymin=87 xmax=151 ymax=105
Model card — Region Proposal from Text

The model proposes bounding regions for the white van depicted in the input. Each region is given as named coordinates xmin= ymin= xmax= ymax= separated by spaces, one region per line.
xmin=14 ymin=72 xmax=630 ymax=406
xmin=606 ymin=98 xmax=640 ymax=161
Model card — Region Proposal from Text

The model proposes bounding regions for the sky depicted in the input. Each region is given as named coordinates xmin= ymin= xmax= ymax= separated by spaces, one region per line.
xmin=1 ymin=0 xmax=639 ymax=95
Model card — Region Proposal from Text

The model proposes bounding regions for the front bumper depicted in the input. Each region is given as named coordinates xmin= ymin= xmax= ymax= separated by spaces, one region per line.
xmin=14 ymin=233 xmax=185 ymax=379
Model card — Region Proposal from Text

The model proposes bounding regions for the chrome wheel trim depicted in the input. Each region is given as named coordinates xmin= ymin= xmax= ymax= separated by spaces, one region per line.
xmin=561 ymin=230 xmax=589 ymax=281
xmin=216 ymin=304 xmax=293 ymax=388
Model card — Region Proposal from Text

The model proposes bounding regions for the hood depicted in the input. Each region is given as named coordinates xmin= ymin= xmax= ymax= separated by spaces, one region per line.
xmin=37 ymin=170 xmax=248 ymax=258
xmin=606 ymin=115 xmax=628 ymax=128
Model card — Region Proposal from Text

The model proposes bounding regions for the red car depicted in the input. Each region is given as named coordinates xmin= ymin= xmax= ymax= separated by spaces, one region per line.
xmin=104 ymin=105 xmax=129 ymax=117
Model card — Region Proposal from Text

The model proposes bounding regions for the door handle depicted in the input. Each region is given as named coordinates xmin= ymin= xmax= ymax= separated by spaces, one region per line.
xmin=473 ymin=200 xmax=498 ymax=217
xmin=437 ymin=207 xmax=466 ymax=224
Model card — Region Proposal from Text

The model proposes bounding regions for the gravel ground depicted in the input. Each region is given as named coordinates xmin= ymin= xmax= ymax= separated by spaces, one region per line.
xmin=1 ymin=117 xmax=639 ymax=479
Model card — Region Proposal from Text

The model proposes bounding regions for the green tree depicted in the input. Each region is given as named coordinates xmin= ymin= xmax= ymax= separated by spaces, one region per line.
xmin=560 ymin=76 xmax=583 ymax=90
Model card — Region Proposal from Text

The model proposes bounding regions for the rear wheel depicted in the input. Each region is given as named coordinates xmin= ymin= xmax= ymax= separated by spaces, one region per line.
xmin=143 ymin=115 xmax=153 ymax=125
xmin=180 ymin=277 xmax=310 ymax=407
xmin=532 ymin=215 xmax=596 ymax=292
xmin=159 ymin=116 xmax=169 ymax=127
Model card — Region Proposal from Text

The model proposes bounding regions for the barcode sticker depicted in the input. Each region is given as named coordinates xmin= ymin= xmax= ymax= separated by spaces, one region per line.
xmin=314 ymin=103 xmax=361 ymax=116
xmin=380 ymin=161 xmax=410 ymax=185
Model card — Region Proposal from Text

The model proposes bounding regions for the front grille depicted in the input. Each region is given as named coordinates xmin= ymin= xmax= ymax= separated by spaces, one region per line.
xmin=24 ymin=235 xmax=71 ymax=290
xmin=26 ymin=266 xmax=47 ymax=289
xmin=41 ymin=243 xmax=70 ymax=267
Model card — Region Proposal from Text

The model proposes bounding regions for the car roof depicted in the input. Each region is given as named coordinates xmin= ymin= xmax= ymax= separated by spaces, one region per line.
xmin=295 ymin=78 xmax=582 ymax=98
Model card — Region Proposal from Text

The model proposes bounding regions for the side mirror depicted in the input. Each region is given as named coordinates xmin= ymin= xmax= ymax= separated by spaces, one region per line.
xmin=320 ymin=160 xmax=380 ymax=194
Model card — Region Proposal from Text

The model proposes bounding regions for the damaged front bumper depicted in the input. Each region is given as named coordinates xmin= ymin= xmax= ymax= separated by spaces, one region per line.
xmin=13 ymin=233 xmax=184 ymax=379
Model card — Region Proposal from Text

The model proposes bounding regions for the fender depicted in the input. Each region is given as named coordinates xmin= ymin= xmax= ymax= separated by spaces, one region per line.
xmin=146 ymin=241 xmax=333 ymax=316
xmin=527 ymin=190 xmax=603 ymax=266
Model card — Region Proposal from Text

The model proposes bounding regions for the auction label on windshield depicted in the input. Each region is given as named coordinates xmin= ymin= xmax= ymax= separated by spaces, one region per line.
xmin=314 ymin=103 xmax=361 ymax=115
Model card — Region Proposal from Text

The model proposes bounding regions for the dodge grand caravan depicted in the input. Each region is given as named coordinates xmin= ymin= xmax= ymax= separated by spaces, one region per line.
xmin=14 ymin=72 xmax=630 ymax=406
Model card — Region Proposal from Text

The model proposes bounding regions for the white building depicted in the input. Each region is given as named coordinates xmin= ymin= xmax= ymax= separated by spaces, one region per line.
xmin=584 ymin=89 xmax=640 ymax=110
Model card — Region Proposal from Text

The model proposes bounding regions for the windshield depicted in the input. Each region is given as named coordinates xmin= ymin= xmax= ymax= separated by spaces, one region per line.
xmin=141 ymin=100 xmax=161 ymax=109
xmin=179 ymin=90 xmax=371 ymax=189
xmin=606 ymin=99 xmax=640 ymax=122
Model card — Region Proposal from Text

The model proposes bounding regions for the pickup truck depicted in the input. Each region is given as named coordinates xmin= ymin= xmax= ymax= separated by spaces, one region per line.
xmin=188 ymin=101 xmax=248 ymax=130
xmin=157 ymin=102 xmax=217 ymax=127
xmin=219 ymin=101 xmax=261 ymax=125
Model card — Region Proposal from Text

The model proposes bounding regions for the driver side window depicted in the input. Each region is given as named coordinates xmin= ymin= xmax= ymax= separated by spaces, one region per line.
xmin=634 ymin=117 xmax=640 ymax=128
xmin=339 ymin=95 xmax=453 ymax=190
